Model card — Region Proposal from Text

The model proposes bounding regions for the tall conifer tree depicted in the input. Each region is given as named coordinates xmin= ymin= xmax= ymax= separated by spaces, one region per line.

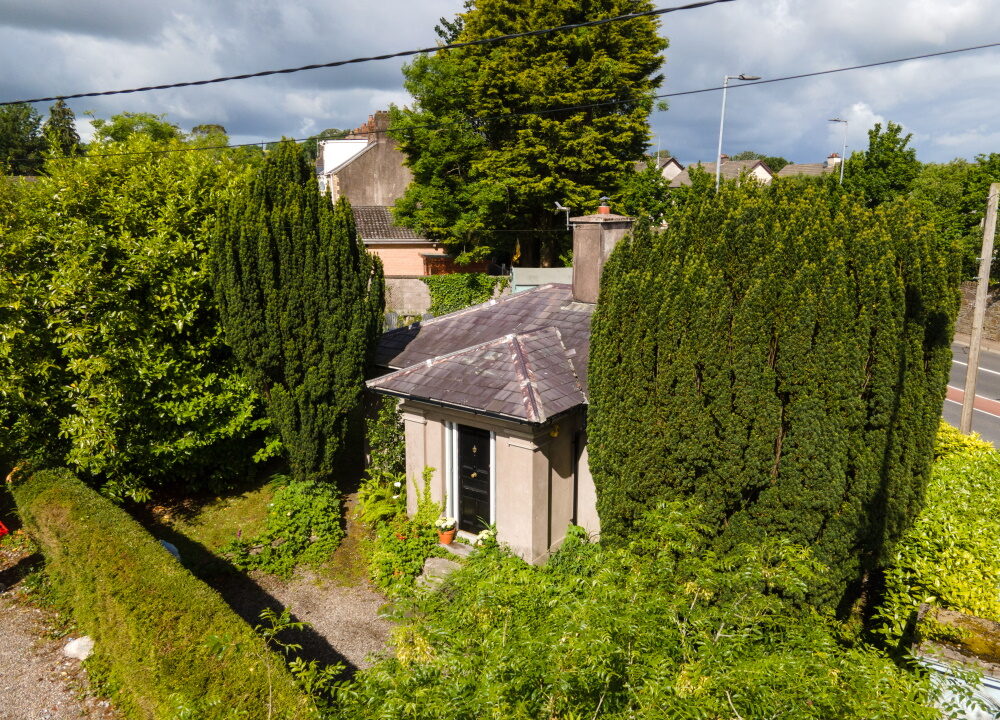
xmin=42 ymin=99 xmax=81 ymax=156
xmin=391 ymin=0 xmax=666 ymax=265
xmin=589 ymin=183 xmax=959 ymax=608
xmin=212 ymin=141 xmax=384 ymax=483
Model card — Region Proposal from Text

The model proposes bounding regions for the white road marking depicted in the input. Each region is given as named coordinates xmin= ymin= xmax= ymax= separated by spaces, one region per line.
xmin=943 ymin=398 xmax=1000 ymax=420
xmin=951 ymin=359 xmax=1000 ymax=377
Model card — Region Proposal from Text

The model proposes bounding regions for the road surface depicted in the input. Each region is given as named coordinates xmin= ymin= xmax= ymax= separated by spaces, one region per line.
xmin=944 ymin=341 xmax=1000 ymax=447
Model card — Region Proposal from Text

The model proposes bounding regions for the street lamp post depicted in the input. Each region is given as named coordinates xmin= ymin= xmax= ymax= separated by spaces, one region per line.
xmin=716 ymin=73 xmax=760 ymax=192
xmin=828 ymin=117 xmax=848 ymax=185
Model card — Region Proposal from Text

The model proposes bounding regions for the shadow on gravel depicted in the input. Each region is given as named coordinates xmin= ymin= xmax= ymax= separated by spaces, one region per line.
xmin=132 ymin=513 xmax=359 ymax=678
xmin=0 ymin=552 xmax=42 ymax=589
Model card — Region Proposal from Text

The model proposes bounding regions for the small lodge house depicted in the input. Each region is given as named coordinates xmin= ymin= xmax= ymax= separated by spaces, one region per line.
xmin=367 ymin=205 xmax=633 ymax=563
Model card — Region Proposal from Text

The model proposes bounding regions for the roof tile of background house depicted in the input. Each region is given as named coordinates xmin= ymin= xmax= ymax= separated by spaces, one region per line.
xmin=776 ymin=162 xmax=834 ymax=177
xmin=370 ymin=284 xmax=593 ymax=422
xmin=668 ymin=159 xmax=771 ymax=187
xmin=353 ymin=206 xmax=427 ymax=242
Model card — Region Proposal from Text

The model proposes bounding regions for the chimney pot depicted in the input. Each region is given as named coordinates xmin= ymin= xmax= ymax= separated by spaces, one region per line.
xmin=598 ymin=196 xmax=611 ymax=214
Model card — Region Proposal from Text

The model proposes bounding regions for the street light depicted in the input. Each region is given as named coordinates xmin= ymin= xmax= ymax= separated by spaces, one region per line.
xmin=716 ymin=73 xmax=760 ymax=191
xmin=828 ymin=117 xmax=848 ymax=185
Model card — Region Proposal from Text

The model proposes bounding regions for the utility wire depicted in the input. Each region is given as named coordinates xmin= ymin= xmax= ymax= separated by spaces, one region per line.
xmin=46 ymin=38 xmax=1000 ymax=162
xmin=0 ymin=0 xmax=734 ymax=106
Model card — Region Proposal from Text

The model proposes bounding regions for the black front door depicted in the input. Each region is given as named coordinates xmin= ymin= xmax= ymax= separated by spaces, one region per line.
xmin=458 ymin=425 xmax=491 ymax=533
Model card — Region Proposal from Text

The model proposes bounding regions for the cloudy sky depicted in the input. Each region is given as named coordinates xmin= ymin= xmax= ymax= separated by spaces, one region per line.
xmin=2 ymin=0 xmax=998 ymax=165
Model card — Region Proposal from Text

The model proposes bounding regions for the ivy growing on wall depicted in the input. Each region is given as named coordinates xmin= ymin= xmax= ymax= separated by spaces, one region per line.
xmin=421 ymin=273 xmax=509 ymax=315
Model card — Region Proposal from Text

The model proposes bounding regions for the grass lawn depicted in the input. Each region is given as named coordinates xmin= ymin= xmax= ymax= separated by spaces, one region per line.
xmin=155 ymin=481 xmax=277 ymax=553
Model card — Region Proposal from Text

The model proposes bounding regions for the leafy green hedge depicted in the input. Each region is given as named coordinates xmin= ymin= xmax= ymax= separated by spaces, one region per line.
xmin=421 ymin=273 xmax=509 ymax=315
xmin=589 ymin=183 xmax=959 ymax=609
xmin=879 ymin=427 xmax=1000 ymax=639
xmin=338 ymin=506 xmax=942 ymax=720
xmin=11 ymin=468 xmax=318 ymax=720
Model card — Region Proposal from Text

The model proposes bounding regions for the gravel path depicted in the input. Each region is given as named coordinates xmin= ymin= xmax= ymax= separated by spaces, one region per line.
xmin=0 ymin=546 xmax=119 ymax=720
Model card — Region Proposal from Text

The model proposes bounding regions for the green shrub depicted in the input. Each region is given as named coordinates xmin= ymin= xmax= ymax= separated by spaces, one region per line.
xmin=421 ymin=273 xmax=508 ymax=315
xmin=361 ymin=468 xmax=443 ymax=596
xmin=10 ymin=468 xmax=317 ymax=720
xmin=589 ymin=183 xmax=960 ymax=609
xmin=223 ymin=477 xmax=345 ymax=578
xmin=337 ymin=504 xmax=944 ymax=720
xmin=933 ymin=419 xmax=993 ymax=460
xmin=879 ymin=434 xmax=1000 ymax=639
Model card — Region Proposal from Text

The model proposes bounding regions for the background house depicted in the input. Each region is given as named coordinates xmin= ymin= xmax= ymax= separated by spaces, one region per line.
xmin=367 ymin=205 xmax=633 ymax=563
xmin=777 ymin=153 xmax=842 ymax=178
xmin=668 ymin=155 xmax=773 ymax=187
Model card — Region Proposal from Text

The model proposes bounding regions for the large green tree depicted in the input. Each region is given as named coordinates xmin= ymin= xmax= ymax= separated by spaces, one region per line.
xmin=589 ymin=182 xmax=960 ymax=609
xmin=0 ymin=125 xmax=262 ymax=499
xmin=844 ymin=121 xmax=921 ymax=207
xmin=0 ymin=103 xmax=44 ymax=175
xmin=212 ymin=141 xmax=384 ymax=484
xmin=42 ymin=99 xmax=81 ymax=156
xmin=391 ymin=0 xmax=666 ymax=265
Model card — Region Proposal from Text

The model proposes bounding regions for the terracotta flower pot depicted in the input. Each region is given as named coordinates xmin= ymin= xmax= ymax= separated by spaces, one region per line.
xmin=438 ymin=528 xmax=457 ymax=545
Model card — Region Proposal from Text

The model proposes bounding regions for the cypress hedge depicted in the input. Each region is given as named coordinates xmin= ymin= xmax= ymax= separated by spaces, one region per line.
xmin=588 ymin=183 xmax=960 ymax=607
xmin=11 ymin=468 xmax=318 ymax=720
xmin=211 ymin=140 xmax=384 ymax=483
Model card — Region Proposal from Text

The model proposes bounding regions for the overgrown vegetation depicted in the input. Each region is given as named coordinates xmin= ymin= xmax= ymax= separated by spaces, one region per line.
xmin=363 ymin=470 xmax=443 ymax=596
xmin=10 ymin=467 xmax=317 ymax=719
xmin=421 ymin=273 xmax=509 ymax=315
xmin=0 ymin=126 xmax=263 ymax=501
xmin=211 ymin=140 xmax=385 ymax=485
xmin=879 ymin=423 xmax=1000 ymax=639
xmin=589 ymin=182 xmax=960 ymax=609
xmin=335 ymin=505 xmax=950 ymax=720
xmin=223 ymin=477 xmax=345 ymax=578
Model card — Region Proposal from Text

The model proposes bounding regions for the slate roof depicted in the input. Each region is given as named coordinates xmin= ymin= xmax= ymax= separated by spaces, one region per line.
xmin=353 ymin=206 xmax=428 ymax=243
xmin=669 ymin=159 xmax=772 ymax=187
xmin=776 ymin=162 xmax=835 ymax=178
xmin=368 ymin=284 xmax=593 ymax=423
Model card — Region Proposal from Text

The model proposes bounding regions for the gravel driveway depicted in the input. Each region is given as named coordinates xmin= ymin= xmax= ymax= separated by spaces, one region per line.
xmin=0 ymin=546 xmax=119 ymax=720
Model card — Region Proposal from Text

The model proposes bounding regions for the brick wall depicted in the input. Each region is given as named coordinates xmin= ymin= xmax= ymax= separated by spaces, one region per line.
xmin=955 ymin=281 xmax=1000 ymax=340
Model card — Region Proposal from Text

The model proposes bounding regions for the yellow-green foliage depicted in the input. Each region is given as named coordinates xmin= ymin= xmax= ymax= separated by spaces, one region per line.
xmin=933 ymin=420 xmax=993 ymax=460
xmin=11 ymin=468 xmax=317 ymax=720
xmin=880 ymin=426 xmax=1000 ymax=638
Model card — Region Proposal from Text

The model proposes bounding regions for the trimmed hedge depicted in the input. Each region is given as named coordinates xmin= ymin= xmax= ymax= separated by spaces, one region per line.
xmin=589 ymin=183 xmax=960 ymax=609
xmin=11 ymin=468 xmax=318 ymax=720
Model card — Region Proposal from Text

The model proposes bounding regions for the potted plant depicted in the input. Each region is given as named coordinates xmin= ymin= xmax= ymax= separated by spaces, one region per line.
xmin=435 ymin=516 xmax=457 ymax=545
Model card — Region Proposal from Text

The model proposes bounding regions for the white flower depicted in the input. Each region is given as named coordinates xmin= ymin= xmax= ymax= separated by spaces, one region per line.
xmin=392 ymin=494 xmax=400 ymax=499
xmin=393 ymin=481 xmax=402 ymax=488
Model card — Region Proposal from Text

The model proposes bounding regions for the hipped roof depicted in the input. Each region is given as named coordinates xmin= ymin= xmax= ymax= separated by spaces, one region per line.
xmin=368 ymin=284 xmax=593 ymax=424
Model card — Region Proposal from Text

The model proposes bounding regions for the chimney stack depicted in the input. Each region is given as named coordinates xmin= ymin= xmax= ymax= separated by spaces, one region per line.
xmin=569 ymin=200 xmax=634 ymax=304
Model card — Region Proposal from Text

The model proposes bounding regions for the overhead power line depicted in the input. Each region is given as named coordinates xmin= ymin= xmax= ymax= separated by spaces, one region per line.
xmin=0 ymin=0 xmax=735 ymax=107
xmin=48 ymin=38 xmax=1000 ymax=163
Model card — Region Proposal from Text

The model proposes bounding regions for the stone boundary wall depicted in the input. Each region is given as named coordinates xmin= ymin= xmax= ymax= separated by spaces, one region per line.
xmin=956 ymin=281 xmax=1000 ymax=341
xmin=386 ymin=277 xmax=432 ymax=316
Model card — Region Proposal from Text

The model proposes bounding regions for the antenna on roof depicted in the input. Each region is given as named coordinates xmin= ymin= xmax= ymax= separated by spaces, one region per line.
xmin=554 ymin=201 xmax=571 ymax=230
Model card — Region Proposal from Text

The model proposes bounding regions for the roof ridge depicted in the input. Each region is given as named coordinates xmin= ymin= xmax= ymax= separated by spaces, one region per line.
xmin=380 ymin=283 xmax=565 ymax=336
xmin=368 ymin=333 xmax=516 ymax=387
xmin=509 ymin=334 xmax=542 ymax=422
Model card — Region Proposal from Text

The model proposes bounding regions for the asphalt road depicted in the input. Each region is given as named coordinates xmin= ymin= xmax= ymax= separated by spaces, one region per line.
xmin=943 ymin=341 xmax=1000 ymax=447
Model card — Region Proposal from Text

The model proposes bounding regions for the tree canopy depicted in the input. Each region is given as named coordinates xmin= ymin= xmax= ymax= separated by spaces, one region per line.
xmin=844 ymin=121 xmax=921 ymax=207
xmin=0 ymin=103 xmax=45 ymax=175
xmin=0 ymin=125 xmax=263 ymax=500
xmin=42 ymin=99 xmax=81 ymax=156
xmin=391 ymin=0 xmax=667 ymax=265
xmin=211 ymin=140 xmax=384 ymax=484
xmin=589 ymin=182 xmax=960 ymax=609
